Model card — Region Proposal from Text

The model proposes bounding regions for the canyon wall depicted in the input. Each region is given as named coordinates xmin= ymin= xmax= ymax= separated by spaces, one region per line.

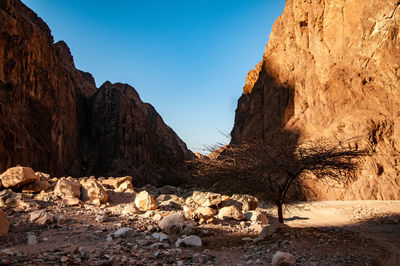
xmin=232 ymin=0 xmax=400 ymax=200
xmin=0 ymin=0 xmax=193 ymax=182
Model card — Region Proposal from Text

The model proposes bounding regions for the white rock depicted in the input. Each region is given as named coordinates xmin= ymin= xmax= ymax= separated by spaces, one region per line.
xmin=244 ymin=210 xmax=268 ymax=224
xmin=175 ymin=235 xmax=202 ymax=247
xmin=27 ymin=232 xmax=38 ymax=245
xmin=112 ymin=227 xmax=134 ymax=238
xmin=152 ymin=232 xmax=168 ymax=241
xmin=271 ymin=251 xmax=295 ymax=266
xmin=158 ymin=213 xmax=192 ymax=235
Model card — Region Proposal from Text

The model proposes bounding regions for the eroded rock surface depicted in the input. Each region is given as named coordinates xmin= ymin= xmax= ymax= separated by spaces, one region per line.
xmin=231 ymin=0 xmax=400 ymax=200
xmin=0 ymin=0 xmax=193 ymax=184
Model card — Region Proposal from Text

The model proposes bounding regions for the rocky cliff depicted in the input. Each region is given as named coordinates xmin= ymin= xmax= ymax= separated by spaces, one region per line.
xmin=0 ymin=0 xmax=192 ymax=182
xmin=81 ymin=82 xmax=194 ymax=184
xmin=232 ymin=0 xmax=400 ymax=200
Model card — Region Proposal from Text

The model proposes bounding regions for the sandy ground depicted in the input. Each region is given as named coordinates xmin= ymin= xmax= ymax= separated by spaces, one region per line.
xmin=281 ymin=200 xmax=400 ymax=265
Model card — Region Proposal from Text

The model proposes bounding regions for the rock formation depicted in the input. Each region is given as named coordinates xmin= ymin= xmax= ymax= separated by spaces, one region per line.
xmin=81 ymin=82 xmax=194 ymax=183
xmin=232 ymin=0 xmax=400 ymax=200
xmin=0 ymin=0 xmax=192 ymax=182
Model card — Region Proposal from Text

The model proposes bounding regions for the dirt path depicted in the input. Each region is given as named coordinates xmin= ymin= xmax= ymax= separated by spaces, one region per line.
xmin=282 ymin=201 xmax=400 ymax=265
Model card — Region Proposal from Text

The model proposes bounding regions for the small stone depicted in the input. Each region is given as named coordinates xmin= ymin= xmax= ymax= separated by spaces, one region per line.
xmin=152 ymin=213 xmax=163 ymax=221
xmin=271 ymin=251 xmax=295 ymax=266
xmin=254 ymin=223 xmax=291 ymax=243
xmin=152 ymin=232 xmax=168 ymax=241
xmin=158 ymin=213 xmax=192 ymax=235
xmin=60 ymin=256 xmax=69 ymax=263
xmin=95 ymin=215 xmax=106 ymax=223
xmin=217 ymin=205 xmax=245 ymax=220
xmin=112 ymin=227 xmax=134 ymax=238
xmin=175 ymin=235 xmax=202 ymax=247
xmin=54 ymin=215 xmax=67 ymax=225
xmin=29 ymin=210 xmax=54 ymax=225
xmin=244 ymin=210 xmax=268 ymax=224
xmin=135 ymin=191 xmax=157 ymax=211
xmin=62 ymin=197 xmax=83 ymax=206
xmin=27 ymin=232 xmax=38 ymax=245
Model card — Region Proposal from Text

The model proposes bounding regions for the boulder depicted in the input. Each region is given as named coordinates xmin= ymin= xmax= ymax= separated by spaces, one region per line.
xmin=54 ymin=180 xmax=81 ymax=199
xmin=29 ymin=210 xmax=54 ymax=225
xmin=223 ymin=194 xmax=259 ymax=212
xmin=158 ymin=213 xmax=192 ymax=235
xmin=0 ymin=209 xmax=10 ymax=236
xmin=254 ymin=223 xmax=291 ymax=243
xmin=271 ymin=251 xmax=295 ymax=266
xmin=62 ymin=197 xmax=83 ymax=206
xmin=0 ymin=189 xmax=32 ymax=209
xmin=22 ymin=180 xmax=50 ymax=193
xmin=0 ymin=166 xmax=38 ymax=189
xmin=175 ymin=235 xmax=202 ymax=247
xmin=187 ymin=191 xmax=226 ymax=207
xmin=102 ymin=176 xmax=133 ymax=190
xmin=194 ymin=207 xmax=217 ymax=224
xmin=244 ymin=210 xmax=268 ymax=224
xmin=112 ymin=227 xmax=134 ymax=238
xmin=134 ymin=191 xmax=157 ymax=211
xmin=80 ymin=178 xmax=108 ymax=204
xmin=217 ymin=206 xmax=245 ymax=221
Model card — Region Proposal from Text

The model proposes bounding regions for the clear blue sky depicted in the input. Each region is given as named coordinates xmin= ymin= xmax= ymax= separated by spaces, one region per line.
xmin=22 ymin=0 xmax=285 ymax=153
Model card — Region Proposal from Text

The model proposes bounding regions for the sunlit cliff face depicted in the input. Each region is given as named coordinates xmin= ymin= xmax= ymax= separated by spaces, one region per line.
xmin=232 ymin=0 xmax=400 ymax=200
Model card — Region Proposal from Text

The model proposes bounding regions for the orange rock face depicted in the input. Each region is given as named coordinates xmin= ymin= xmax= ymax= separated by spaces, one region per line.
xmin=0 ymin=0 xmax=193 ymax=183
xmin=231 ymin=0 xmax=400 ymax=200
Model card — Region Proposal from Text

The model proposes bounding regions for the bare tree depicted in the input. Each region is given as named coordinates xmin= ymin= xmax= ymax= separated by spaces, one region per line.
xmin=190 ymin=135 xmax=368 ymax=223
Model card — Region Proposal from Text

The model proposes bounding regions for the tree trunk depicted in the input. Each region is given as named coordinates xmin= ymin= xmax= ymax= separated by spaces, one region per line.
xmin=277 ymin=202 xmax=284 ymax=223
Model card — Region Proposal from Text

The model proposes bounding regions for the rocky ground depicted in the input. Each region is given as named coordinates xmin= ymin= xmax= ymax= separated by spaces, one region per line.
xmin=0 ymin=167 xmax=400 ymax=265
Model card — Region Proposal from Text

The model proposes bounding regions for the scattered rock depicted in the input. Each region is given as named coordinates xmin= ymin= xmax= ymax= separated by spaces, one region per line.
xmin=254 ymin=223 xmax=291 ymax=243
xmin=217 ymin=206 xmax=245 ymax=220
xmin=0 ymin=190 xmax=33 ymax=209
xmin=80 ymin=178 xmax=108 ymax=204
xmin=134 ymin=191 xmax=157 ymax=211
xmin=22 ymin=180 xmax=50 ymax=193
xmin=0 ymin=209 xmax=10 ymax=236
xmin=244 ymin=210 xmax=268 ymax=224
xmin=102 ymin=176 xmax=133 ymax=189
xmin=121 ymin=204 xmax=139 ymax=216
xmin=27 ymin=232 xmax=38 ymax=245
xmin=54 ymin=180 xmax=81 ymax=199
xmin=194 ymin=207 xmax=217 ymax=224
xmin=187 ymin=191 xmax=225 ymax=207
xmin=112 ymin=227 xmax=134 ymax=238
xmin=271 ymin=251 xmax=295 ymax=266
xmin=159 ymin=199 xmax=183 ymax=210
xmin=152 ymin=232 xmax=168 ymax=241
xmin=176 ymin=235 xmax=202 ymax=247
xmin=54 ymin=215 xmax=67 ymax=225
xmin=62 ymin=197 xmax=83 ymax=206
xmin=158 ymin=213 xmax=192 ymax=235
xmin=223 ymin=194 xmax=259 ymax=212
xmin=29 ymin=210 xmax=54 ymax=225
xmin=0 ymin=166 xmax=38 ymax=189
